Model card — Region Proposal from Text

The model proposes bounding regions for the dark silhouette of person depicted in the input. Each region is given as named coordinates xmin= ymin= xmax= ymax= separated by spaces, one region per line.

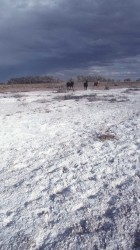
xmin=84 ymin=80 xmax=88 ymax=90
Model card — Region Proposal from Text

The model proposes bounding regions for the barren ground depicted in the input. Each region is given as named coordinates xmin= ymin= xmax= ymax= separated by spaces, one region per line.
xmin=0 ymin=86 xmax=140 ymax=250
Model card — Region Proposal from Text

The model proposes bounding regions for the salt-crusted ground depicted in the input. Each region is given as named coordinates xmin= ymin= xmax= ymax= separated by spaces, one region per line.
xmin=0 ymin=88 xmax=140 ymax=250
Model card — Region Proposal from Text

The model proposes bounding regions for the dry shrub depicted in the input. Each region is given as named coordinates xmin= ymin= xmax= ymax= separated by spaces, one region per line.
xmin=12 ymin=94 xmax=26 ymax=98
xmin=104 ymin=86 xmax=109 ymax=90
xmin=97 ymin=133 xmax=116 ymax=141
xmin=57 ymin=88 xmax=66 ymax=93
xmin=34 ymin=99 xmax=49 ymax=103
xmin=133 ymin=230 xmax=140 ymax=249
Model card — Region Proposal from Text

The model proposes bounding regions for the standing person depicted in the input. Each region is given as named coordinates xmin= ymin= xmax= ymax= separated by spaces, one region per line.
xmin=84 ymin=80 xmax=88 ymax=90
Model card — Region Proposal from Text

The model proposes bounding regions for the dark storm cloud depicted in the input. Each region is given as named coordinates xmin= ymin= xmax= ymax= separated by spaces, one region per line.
xmin=0 ymin=0 xmax=140 ymax=81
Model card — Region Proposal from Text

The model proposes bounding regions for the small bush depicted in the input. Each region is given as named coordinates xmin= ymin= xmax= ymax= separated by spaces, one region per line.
xmin=97 ymin=133 xmax=116 ymax=141
xmin=105 ymin=86 xmax=109 ymax=90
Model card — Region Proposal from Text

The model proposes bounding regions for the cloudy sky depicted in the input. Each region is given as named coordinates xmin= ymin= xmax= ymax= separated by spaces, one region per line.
xmin=0 ymin=0 xmax=140 ymax=81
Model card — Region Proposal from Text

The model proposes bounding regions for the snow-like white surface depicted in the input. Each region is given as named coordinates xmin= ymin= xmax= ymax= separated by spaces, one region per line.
xmin=0 ymin=88 xmax=140 ymax=250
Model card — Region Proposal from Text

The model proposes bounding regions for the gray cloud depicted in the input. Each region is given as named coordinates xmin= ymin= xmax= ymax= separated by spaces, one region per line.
xmin=0 ymin=0 xmax=140 ymax=81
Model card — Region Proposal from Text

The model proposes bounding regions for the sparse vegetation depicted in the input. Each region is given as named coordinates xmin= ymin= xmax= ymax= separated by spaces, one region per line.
xmin=76 ymin=75 xmax=114 ymax=82
xmin=105 ymin=85 xmax=109 ymax=90
xmin=7 ymin=75 xmax=63 ymax=84
xmin=124 ymin=78 xmax=131 ymax=82
xmin=97 ymin=133 xmax=116 ymax=141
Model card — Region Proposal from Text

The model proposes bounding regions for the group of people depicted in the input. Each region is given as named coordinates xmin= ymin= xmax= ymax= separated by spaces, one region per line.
xmin=66 ymin=79 xmax=99 ymax=91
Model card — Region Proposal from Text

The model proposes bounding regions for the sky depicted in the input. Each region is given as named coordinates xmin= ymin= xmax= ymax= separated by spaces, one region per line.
xmin=0 ymin=0 xmax=140 ymax=82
